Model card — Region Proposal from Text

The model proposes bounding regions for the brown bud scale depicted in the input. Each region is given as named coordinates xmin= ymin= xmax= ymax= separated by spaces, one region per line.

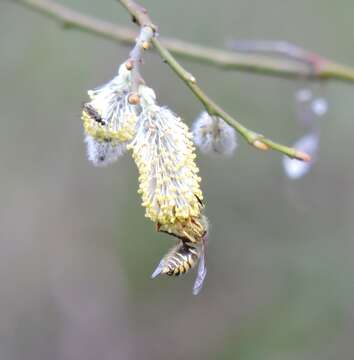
xmin=142 ymin=41 xmax=150 ymax=50
xmin=125 ymin=60 xmax=134 ymax=70
xmin=128 ymin=93 xmax=140 ymax=105
xmin=295 ymin=150 xmax=312 ymax=162
xmin=253 ymin=140 xmax=269 ymax=151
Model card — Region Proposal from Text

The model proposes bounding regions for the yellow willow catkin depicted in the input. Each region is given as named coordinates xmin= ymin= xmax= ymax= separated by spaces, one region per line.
xmin=128 ymin=86 xmax=203 ymax=226
xmin=82 ymin=64 xmax=138 ymax=143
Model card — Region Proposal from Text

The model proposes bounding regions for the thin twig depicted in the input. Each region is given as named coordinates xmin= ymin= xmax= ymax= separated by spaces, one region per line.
xmin=228 ymin=40 xmax=317 ymax=61
xmin=13 ymin=0 xmax=354 ymax=83
xmin=228 ymin=40 xmax=325 ymax=75
xmin=127 ymin=25 xmax=154 ymax=98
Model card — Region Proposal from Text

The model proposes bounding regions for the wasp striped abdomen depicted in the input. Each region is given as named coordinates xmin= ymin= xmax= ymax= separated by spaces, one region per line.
xmin=151 ymin=241 xmax=200 ymax=278
xmin=165 ymin=242 xmax=199 ymax=276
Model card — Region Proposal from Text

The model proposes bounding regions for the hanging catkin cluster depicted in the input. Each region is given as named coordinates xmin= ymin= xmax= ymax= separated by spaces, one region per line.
xmin=81 ymin=63 xmax=209 ymax=294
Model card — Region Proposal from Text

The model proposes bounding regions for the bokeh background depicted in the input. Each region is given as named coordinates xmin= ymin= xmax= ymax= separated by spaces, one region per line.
xmin=1 ymin=0 xmax=354 ymax=359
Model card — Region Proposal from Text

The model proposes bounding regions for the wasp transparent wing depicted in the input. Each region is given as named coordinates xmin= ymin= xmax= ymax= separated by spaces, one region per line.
xmin=151 ymin=258 xmax=165 ymax=278
xmin=192 ymin=249 xmax=207 ymax=295
xmin=192 ymin=234 xmax=208 ymax=295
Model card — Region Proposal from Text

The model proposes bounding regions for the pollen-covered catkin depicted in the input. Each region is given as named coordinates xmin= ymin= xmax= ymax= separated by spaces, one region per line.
xmin=193 ymin=111 xmax=237 ymax=155
xmin=128 ymin=86 xmax=203 ymax=225
xmin=81 ymin=63 xmax=139 ymax=165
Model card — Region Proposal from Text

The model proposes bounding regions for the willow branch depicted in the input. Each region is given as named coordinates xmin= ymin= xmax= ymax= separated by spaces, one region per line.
xmin=13 ymin=0 xmax=354 ymax=83
xmin=118 ymin=0 xmax=313 ymax=160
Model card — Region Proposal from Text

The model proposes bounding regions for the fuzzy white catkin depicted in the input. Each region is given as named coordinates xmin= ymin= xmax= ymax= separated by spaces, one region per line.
xmin=192 ymin=112 xmax=237 ymax=155
xmin=85 ymin=135 xmax=126 ymax=167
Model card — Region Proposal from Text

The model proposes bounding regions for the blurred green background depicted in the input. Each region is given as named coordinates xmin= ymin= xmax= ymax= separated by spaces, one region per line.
xmin=1 ymin=0 xmax=354 ymax=359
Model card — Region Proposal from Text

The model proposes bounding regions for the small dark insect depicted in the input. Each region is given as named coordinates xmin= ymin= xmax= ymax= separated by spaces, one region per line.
xmin=195 ymin=194 xmax=204 ymax=207
xmin=83 ymin=103 xmax=106 ymax=125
